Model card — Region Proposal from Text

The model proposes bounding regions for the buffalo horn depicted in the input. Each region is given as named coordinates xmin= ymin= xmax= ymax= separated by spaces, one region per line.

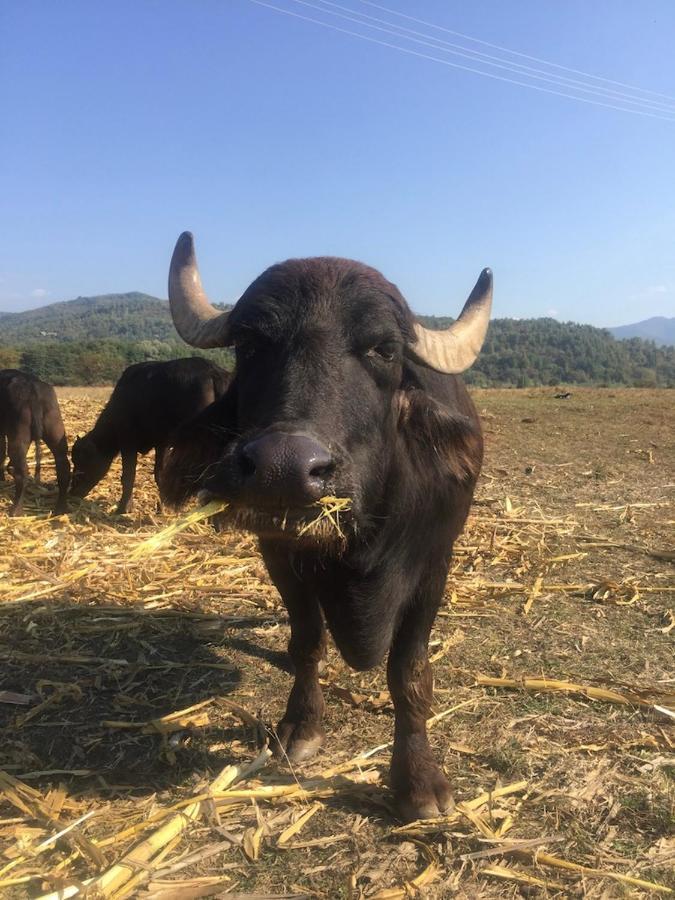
xmin=410 ymin=268 xmax=493 ymax=373
xmin=168 ymin=232 xmax=231 ymax=348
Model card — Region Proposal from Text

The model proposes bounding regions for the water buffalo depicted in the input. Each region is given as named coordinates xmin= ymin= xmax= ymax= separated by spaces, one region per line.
xmin=161 ymin=233 xmax=491 ymax=820
xmin=0 ymin=369 xmax=70 ymax=516
xmin=70 ymin=358 xmax=230 ymax=514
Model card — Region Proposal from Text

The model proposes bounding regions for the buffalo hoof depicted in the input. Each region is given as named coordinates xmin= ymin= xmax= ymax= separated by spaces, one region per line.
xmin=391 ymin=743 xmax=454 ymax=822
xmin=272 ymin=720 xmax=325 ymax=764
xmin=395 ymin=771 xmax=454 ymax=822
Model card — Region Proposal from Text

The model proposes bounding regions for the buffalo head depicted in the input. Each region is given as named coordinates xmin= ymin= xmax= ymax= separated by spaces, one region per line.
xmin=70 ymin=435 xmax=114 ymax=499
xmin=161 ymin=233 xmax=491 ymax=545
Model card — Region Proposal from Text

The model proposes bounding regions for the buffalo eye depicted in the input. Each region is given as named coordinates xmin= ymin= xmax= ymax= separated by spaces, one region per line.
xmin=365 ymin=341 xmax=397 ymax=363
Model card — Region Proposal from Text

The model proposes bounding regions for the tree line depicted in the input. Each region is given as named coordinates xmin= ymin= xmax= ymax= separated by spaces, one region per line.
xmin=0 ymin=324 xmax=671 ymax=387
xmin=0 ymin=290 xmax=672 ymax=386
xmin=0 ymin=340 xmax=234 ymax=385
xmin=450 ymin=318 xmax=674 ymax=387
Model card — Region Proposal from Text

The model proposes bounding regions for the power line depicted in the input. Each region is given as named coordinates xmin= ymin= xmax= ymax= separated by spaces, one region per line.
xmin=247 ymin=0 xmax=675 ymax=121
xmin=313 ymin=0 xmax=675 ymax=113
xmin=298 ymin=0 xmax=675 ymax=114
xmin=358 ymin=0 xmax=675 ymax=104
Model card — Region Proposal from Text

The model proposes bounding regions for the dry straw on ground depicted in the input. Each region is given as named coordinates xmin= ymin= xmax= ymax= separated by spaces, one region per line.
xmin=1 ymin=387 xmax=673 ymax=897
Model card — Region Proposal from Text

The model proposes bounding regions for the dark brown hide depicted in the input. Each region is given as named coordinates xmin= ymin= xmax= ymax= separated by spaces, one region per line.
xmin=0 ymin=369 xmax=70 ymax=516
xmin=162 ymin=256 xmax=485 ymax=820
xmin=70 ymin=358 xmax=230 ymax=514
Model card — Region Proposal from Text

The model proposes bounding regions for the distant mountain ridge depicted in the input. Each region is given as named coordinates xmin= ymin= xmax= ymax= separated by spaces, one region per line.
xmin=609 ymin=316 xmax=675 ymax=346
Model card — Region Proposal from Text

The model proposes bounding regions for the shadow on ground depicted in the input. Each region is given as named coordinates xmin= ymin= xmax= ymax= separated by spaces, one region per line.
xmin=0 ymin=599 xmax=280 ymax=799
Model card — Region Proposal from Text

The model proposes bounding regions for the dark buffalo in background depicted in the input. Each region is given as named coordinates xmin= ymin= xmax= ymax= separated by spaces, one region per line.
xmin=160 ymin=233 xmax=492 ymax=821
xmin=0 ymin=369 xmax=70 ymax=516
xmin=70 ymin=358 xmax=230 ymax=514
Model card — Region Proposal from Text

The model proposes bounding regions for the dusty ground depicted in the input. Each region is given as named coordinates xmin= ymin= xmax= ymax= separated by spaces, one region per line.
xmin=0 ymin=387 xmax=673 ymax=898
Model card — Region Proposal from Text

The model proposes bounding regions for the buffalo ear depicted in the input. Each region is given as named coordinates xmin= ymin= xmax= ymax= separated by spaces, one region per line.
xmin=396 ymin=388 xmax=482 ymax=482
xmin=160 ymin=389 xmax=238 ymax=508
xmin=160 ymin=435 xmax=216 ymax=509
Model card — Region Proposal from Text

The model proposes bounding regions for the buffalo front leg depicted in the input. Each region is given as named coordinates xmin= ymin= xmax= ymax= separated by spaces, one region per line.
xmin=388 ymin=572 xmax=452 ymax=821
xmin=50 ymin=438 xmax=70 ymax=515
xmin=153 ymin=444 xmax=166 ymax=512
xmin=43 ymin=410 xmax=70 ymax=515
xmin=33 ymin=439 xmax=42 ymax=483
xmin=0 ymin=433 xmax=6 ymax=480
xmin=8 ymin=438 xmax=29 ymax=517
xmin=117 ymin=450 xmax=137 ymax=514
xmin=261 ymin=543 xmax=327 ymax=764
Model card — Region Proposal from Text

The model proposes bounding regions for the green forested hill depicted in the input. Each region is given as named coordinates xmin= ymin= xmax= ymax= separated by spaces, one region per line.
xmin=0 ymin=294 xmax=235 ymax=382
xmin=417 ymin=316 xmax=674 ymax=388
xmin=0 ymin=293 xmax=182 ymax=342
xmin=0 ymin=293 xmax=673 ymax=386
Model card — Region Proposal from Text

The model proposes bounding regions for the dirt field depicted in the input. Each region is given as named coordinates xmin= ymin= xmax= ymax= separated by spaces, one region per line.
xmin=1 ymin=387 xmax=673 ymax=898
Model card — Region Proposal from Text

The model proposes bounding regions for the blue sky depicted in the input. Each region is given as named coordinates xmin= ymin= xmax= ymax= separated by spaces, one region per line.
xmin=1 ymin=0 xmax=674 ymax=326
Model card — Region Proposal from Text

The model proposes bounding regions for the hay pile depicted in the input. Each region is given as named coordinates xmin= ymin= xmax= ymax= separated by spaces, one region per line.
xmin=0 ymin=387 xmax=673 ymax=897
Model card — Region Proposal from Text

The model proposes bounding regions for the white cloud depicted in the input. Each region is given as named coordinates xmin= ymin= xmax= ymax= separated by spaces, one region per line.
xmin=31 ymin=288 xmax=49 ymax=298
xmin=546 ymin=308 xmax=559 ymax=317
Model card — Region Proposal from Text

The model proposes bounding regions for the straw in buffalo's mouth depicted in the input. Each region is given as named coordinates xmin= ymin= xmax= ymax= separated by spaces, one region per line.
xmin=131 ymin=495 xmax=352 ymax=557
xmin=297 ymin=495 xmax=352 ymax=539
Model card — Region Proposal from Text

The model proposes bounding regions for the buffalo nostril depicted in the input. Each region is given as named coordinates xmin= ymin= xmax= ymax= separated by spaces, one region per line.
xmin=309 ymin=459 xmax=334 ymax=479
